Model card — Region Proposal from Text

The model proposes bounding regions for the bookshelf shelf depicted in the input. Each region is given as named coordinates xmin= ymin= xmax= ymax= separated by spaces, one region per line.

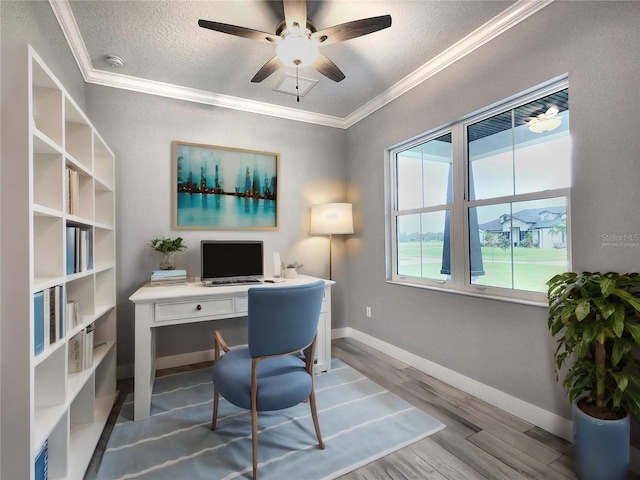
xmin=0 ymin=46 xmax=118 ymax=480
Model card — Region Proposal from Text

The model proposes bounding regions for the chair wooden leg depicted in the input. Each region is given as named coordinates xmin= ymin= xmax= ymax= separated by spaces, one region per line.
xmin=211 ymin=388 xmax=219 ymax=431
xmin=309 ymin=390 xmax=324 ymax=450
xmin=252 ymin=407 xmax=259 ymax=480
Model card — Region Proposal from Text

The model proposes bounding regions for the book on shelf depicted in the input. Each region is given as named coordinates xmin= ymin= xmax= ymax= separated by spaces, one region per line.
xmin=68 ymin=323 xmax=94 ymax=374
xmin=66 ymin=299 xmax=82 ymax=331
xmin=34 ymin=291 xmax=45 ymax=355
xmin=150 ymin=269 xmax=187 ymax=286
xmin=66 ymin=167 xmax=80 ymax=216
xmin=33 ymin=285 xmax=65 ymax=356
xmin=34 ymin=439 xmax=48 ymax=480
xmin=84 ymin=323 xmax=94 ymax=370
xmin=66 ymin=225 xmax=93 ymax=274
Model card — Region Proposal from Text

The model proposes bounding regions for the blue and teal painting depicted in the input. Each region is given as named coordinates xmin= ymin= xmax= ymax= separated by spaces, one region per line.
xmin=175 ymin=143 xmax=278 ymax=228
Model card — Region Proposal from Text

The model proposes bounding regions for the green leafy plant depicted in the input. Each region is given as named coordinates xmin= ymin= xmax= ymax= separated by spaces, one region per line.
xmin=547 ymin=271 xmax=640 ymax=419
xmin=286 ymin=262 xmax=303 ymax=271
xmin=149 ymin=237 xmax=187 ymax=254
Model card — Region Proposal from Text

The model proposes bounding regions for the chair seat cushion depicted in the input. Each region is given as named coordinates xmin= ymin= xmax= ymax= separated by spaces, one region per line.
xmin=212 ymin=347 xmax=313 ymax=411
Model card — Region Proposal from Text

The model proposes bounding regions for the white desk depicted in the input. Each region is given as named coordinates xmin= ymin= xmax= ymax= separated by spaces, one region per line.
xmin=129 ymin=275 xmax=333 ymax=421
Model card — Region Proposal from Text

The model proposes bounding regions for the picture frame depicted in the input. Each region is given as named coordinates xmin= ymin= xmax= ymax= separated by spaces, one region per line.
xmin=172 ymin=141 xmax=279 ymax=230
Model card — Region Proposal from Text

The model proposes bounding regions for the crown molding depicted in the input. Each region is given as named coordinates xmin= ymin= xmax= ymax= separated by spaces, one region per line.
xmin=343 ymin=0 xmax=554 ymax=128
xmin=49 ymin=0 xmax=552 ymax=130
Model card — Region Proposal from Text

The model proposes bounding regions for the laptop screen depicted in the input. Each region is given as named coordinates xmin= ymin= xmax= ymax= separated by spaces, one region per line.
xmin=200 ymin=240 xmax=264 ymax=281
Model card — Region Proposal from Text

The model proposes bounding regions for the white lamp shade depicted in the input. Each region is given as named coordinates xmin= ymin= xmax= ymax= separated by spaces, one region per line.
xmin=310 ymin=203 xmax=354 ymax=235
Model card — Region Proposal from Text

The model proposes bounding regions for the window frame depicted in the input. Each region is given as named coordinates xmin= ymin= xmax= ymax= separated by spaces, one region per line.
xmin=388 ymin=79 xmax=571 ymax=305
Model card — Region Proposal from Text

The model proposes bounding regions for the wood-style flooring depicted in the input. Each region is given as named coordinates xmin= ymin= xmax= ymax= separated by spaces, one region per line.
xmin=85 ymin=337 xmax=639 ymax=479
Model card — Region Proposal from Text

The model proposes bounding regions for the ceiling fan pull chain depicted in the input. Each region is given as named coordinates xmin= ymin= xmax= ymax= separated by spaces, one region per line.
xmin=296 ymin=68 xmax=300 ymax=102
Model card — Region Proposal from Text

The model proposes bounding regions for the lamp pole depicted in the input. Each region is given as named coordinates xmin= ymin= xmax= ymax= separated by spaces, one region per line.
xmin=328 ymin=233 xmax=333 ymax=280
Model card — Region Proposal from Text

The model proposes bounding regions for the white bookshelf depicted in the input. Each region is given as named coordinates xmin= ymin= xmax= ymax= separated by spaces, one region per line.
xmin=2 ymin=46 xmax=118 ymax=479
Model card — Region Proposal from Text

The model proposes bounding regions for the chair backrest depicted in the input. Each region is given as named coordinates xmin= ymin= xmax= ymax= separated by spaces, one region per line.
xmin=247 ymin=280 xmax=325 ymax=358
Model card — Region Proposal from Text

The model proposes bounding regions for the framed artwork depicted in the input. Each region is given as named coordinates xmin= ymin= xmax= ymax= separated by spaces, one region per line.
xmin=172 ymin=141 xmax=279 ymax=230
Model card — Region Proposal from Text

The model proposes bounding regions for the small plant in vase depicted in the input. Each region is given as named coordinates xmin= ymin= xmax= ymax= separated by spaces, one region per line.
xmin=282 ymin=262 xmax=303 ymax=279
xmin=149 ymin=237 xmax=187 ymax=270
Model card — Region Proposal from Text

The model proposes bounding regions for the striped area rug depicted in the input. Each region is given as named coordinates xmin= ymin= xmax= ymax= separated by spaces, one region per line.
xmin=97 ymin=359 xmax=445 ymax=480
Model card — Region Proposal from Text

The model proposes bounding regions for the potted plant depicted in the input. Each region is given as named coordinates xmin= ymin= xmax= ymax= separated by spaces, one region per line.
xmin=149 ymin=237 xmax=187 ymax=270
xmin=282 ymin=262 xmax=303 ymax=279
xmin=547 ymin=271 xmax=640 ymax=479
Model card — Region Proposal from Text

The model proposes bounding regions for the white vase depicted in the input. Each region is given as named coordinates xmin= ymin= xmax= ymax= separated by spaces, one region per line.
xmin=283 ymin=268 xmax=297 ymax=279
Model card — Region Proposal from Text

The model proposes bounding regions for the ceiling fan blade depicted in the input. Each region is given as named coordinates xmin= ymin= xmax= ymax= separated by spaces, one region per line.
xmin=313 ymin=54 xmax=345 ymax=82
xmin=311 ymin=15 xmax=392 ymax=46
xmin=251 ymin=56 xmax=283 ymax=83
xmin=198 ymin=19 xmax=279 ymax=44
xmin=283 ymin=0 xmax=308 ymax=32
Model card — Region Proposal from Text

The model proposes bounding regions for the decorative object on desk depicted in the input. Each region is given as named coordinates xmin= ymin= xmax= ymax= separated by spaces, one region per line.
xmin=282 ymin=261 xmax=303 ymax=279
xmin=310 ymin=202 xmax=354 ymax=280
xmin=172 ymin=141 xmax=279 ymax=230
xmin=149 ymin=236 xmax=187 ymax=270
xmin=150 ymin=269 xmax=187 ymax=286
xmin=96 ymin=359 xmax=444 ymax=480
xmin=547 ymin=271 xmax=640 ymax=480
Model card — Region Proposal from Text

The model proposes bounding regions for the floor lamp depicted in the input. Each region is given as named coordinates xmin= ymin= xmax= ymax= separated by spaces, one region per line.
xmin=310 ymin=203 xmax=354 ymax=280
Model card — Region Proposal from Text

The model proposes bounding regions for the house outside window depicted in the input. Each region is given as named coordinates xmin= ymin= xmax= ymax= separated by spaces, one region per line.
xmin=389 ymin=80 xmax=570 ymax=303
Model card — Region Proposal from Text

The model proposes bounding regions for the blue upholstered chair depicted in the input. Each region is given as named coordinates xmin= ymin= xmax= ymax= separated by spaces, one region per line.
xmin=211 ymin=280 xmax=326 ymax=480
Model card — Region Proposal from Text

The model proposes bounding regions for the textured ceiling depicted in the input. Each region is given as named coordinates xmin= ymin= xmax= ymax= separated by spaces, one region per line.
xmin=54 ymin=0 xmax=550 ymax=127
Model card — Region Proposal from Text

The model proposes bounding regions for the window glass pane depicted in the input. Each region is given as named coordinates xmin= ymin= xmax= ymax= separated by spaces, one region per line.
xmin=468 ymin=111 xmax=514 ymax=200
xmin=469 ymin=89 xmax=570 ymax=201
xmin=471 ymin=197 xmax=568 ymax=291
xmin=396 ymin=211 xmax=450 ymax=281
xmin=396 ymin=148 xmax=423 ymax=210
xmin=396 ymin=133 xmax=452 ymax=210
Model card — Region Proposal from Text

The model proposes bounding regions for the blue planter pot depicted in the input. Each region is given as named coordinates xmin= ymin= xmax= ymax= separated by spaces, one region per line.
xmin=573 ymin=398 xmax=630 ymax=480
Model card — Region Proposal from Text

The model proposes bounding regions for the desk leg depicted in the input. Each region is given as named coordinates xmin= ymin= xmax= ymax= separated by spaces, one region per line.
xmin=134 ymin=303 xmax=156 ymax=421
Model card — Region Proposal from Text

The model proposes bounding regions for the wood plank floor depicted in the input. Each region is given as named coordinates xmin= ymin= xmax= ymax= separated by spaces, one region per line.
xmin=85 ymin=337 xmax=638 ymax=479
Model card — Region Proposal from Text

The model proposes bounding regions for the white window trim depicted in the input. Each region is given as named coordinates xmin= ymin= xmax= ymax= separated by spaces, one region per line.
xmin=387 ymin=78 xmax=571 ymax=305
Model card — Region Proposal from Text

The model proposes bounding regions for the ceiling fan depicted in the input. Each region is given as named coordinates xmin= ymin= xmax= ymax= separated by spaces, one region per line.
xmin=198 ymin=0 xmax=392 ymax=84
xmin=527 ymin=105 xmax=561 ymax=133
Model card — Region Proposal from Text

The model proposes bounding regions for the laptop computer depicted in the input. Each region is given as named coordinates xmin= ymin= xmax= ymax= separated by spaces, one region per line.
xmin=201 ymin=240 xmax=264 ymax=286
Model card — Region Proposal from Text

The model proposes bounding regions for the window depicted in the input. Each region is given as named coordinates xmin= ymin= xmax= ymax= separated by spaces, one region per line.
xmin=389 ymin=80 xmax=570 ymax=302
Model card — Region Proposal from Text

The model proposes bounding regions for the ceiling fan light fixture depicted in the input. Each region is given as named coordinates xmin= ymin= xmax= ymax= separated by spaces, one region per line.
xmin=276 ymin=35 xmax=319 ymax=67
xmin=528 ymin=117 xmax=561 ymax=133
xmin=528 ymin=105 xmax=561 ymax=133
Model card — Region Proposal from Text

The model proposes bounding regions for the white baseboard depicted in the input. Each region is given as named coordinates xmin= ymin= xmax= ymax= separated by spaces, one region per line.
xmin=333 ymin=327 xmax=573 ymax=442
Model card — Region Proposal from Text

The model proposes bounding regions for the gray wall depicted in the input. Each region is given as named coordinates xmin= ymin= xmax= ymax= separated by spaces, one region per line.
xmin=344 ymin=0 xmax=640 ymax=420
xmin=85 ymin=86 xmax=348 ymax=370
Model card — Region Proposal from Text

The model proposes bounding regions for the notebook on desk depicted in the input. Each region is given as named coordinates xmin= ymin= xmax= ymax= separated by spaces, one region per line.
xmin=200 ymin=240 xmax=264 ymax=287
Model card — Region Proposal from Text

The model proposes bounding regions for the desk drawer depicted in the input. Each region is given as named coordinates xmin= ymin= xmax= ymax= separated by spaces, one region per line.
xmin=235 ymin=295 xmax=248 ymax=313
xmin=155 ymin=297 xmax=235 ymax=323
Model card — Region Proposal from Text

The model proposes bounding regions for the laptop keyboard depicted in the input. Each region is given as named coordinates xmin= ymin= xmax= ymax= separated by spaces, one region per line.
xmin=204 ymin=277 xmax=261 ymax=287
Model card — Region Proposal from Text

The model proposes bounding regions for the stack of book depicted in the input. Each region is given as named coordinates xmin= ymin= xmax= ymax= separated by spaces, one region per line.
xmin=150 ymin=269 xmax=187 ymax=286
